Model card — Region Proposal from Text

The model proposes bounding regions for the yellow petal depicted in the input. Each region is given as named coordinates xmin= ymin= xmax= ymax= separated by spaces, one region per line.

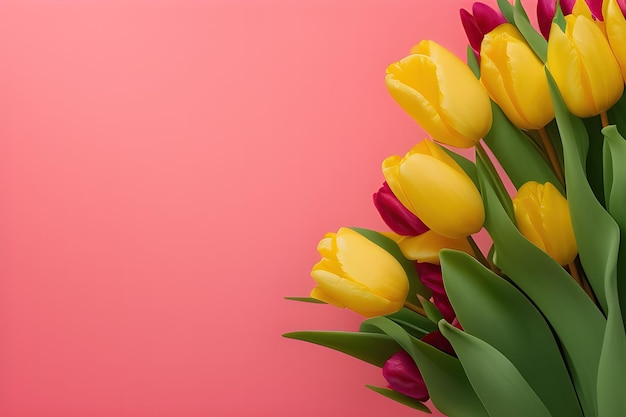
xmin=397 ymin=231 xmax=474 ymax=264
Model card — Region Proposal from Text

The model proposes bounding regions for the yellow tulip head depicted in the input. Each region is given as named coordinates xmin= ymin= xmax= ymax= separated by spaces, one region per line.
xmin=382 ymin=140 xmax=485 ymax=239
xmin=547 ymin=13 xmax=624 ymax=117
xmin=513 ymin=181 xmax=578 ymax=266
xmin=604 ymin=0 xmax=626 ymax=82
xmin=310 ymin=228 xmax=409 ymax=318
xmin=385 ymin=40 xmax=492 ymax=148
xmin=480 ymin=23 xmax=554 ymax=130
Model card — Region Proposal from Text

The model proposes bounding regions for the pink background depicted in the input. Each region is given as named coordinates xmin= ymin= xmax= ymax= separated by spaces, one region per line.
xmin=0 ymin=0 xmax=533 ymax=416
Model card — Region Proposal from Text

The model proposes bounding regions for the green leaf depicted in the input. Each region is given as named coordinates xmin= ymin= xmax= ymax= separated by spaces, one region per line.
xmin=418 ymin=295 xmax=443 ymax=323
xmin=497 ymin=0 xmax=514 ymax=23
xmin=553 ymin=4 xmax=566 ymax=32
xmin=439 ymin=321 xmax=552 ymax=417
xmin=607 ymin=91 xmax=626 ymax=134
xmin=440 ymin=250 xmax=583 ymax=417
xmin=477 ymin=153 xmax=605 ymax=417
xmin=583 ymin=116 xmax=606 ymax=205
xmin=513 ymin=0 xmax=547 ymax=62
xmin=282 ymin=331 xmax=399 ymax=367
xmin=284 ymin=297 xmax=326 ymax=304
xmin=349 ymin=227 xmax=431 ymax=305
xmin=442 ymin=146 xmax=478 ymax=187
xmin=483 ymin=101 xmax=563 ymax=194
xmin=467 ymin=45 xmax=480 ymax=78
xmin=547 ymin=68 xmax=619 ymax=315
xmin=365 ymin=385 xmax=431 ymax=413
xmin=363 ymin=317 xmax=489 ymax=417
xmin=597 ymin=125 xmax=626 ymax=416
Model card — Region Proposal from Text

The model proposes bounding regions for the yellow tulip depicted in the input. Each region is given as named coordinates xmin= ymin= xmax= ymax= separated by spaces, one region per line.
xmin=382 ymin=140 xmax=485 ymax=239
xmin=547 ymin=14 xmax=624 ymax=117
xmin=310 ymin=227 xmax=409 ymax=317
xmin=513 ymin=181 xmax=578 ymax=266
xmin=392 ymin=230 xmax=474 ymax=264
xmin=385 ymin=40 xmax=492 ymax=148
xmin=604 ymin=0 xmax=626 ymax=82
xmin=480 ymin=24 xmax=554 ymax=130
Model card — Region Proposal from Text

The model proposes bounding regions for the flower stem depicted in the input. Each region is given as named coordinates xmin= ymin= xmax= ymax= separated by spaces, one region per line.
xmin=466 ymin=235 xmax=492 ymax=270
xmin=476 ymin=142 xmax=516 ymax=222
xmin=538 ymin=127 xmax=565 ymax=187
xmin=568 ymin=259 xmax=597 ymax=303
xmin=601 ymin=111 xmax=610 ymax=128
xmin=404 ymin=301 xmax=427 ymax=317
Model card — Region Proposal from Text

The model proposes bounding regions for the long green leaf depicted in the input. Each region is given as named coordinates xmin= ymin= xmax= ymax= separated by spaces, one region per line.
xmin=349 ymin=227 xmax=431 ymax=305
xmin=441 ymin=250 xmax=583 ymax=417
xmin=483 ymin=102 xmax=563 ymax=193
xmin=363 ymin=317 xmax=489 ymax=417
xmin=547 ymin=69 xmax=618 ymax=315
xmin=365 ymin=385 xmax=431 ymax=413
xmin=597 ymin=125 xmax=626 ymax=416
xmin=477 ymin=155 xmax=605 ymax=417
xmin=283 ymin=331 xmax=399 ymax=367
xmin=439 ymin=321 xmax=552 ymax=417
xmin=513 ymin=0 xmax=547 ymax=62
xmin=497 ymin=0 xmax=514 ymax=23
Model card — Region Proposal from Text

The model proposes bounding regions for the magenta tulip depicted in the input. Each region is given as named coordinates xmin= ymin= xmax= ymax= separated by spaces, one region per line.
xmin=373 ymin=182 xmax=429 ymax=236
xmin=415 ymin=262 xmax=455 ymax=322
xmin=460 ymin=2 xmax=507 ymax=57
xmin=382 ymin=350 xmax=429 ymax=401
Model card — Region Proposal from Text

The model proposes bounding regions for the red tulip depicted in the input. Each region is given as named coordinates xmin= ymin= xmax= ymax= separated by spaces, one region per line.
xmin=382 ymin=350 xmax=429 ymax=401
xmin=460 ymin=2 xmax=507 ymax=57
xmin=415 ymin=262 xmax=455 ymax=322
xmin=373 ymin=182 xmax=429 ymax=236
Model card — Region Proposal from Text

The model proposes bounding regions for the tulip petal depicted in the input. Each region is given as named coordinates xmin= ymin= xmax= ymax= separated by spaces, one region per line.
xmin=397 ymin=154 xmax=485 ymax=238
xmin=335 ymin=229 xmax=409 ymax=302
xmin=311 ymin=269 xmax=400 ymax=318
xmin=537 ymin=0 xmax=556 ymax=39
xmin=397 ymin=231 xmax=473 ymax=264
xmin=460 ymin=8 xmax=484 ymax=53
xmin=605 ymin=0 xmax=626 ymax=82
xmin=571 ymin=16 xmax=624 ymax=114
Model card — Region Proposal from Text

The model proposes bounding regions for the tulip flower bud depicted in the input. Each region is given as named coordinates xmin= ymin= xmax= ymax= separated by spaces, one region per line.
xmin=416 ymin=262 xmax=455 ymax=322
xmin=385 ymin=40 xmax=492 ymax=148
xmin=310 ymin=228 xmax=409 ymax=318
xmin=480 ymin=24 xmax=554 ymax=130
xmin=547 ymin=14 xmax=624 ymax=117
xmin=382 ymin=140 xmax=485 ymax=239
xmin=513 ymin=181 xmax=578 ymax=266
xmin=373 ymin=182 xmax=429 ymax=236
xmin=460 ymin=2 xmax=507 ymax=56
xmin=604 ymin=0 xmax=626 ymax=82
xmin=383 ymin=350 xmax=429 ymax=401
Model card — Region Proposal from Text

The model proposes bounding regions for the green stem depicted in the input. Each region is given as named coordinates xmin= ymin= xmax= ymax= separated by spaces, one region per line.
xmin=466 ymin=235 xmax=492 ymax=271
xmin=476 ymin=142 xmax=516 ymax=223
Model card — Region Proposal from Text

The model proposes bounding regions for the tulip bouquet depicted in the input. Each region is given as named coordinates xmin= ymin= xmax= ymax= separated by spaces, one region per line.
xmin=284 ymin=0 xmax=626 ymax=415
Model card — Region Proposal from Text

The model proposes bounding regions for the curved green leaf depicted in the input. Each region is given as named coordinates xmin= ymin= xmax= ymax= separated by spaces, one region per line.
xmin=477 ymin=155 xmax=605 ymax=417
xmin=597 ymin=125 xmax=626 ymax=416
xmin=441 ymin=250 xmax=583 ymax=417
xmin=363 ymin=317 xmax=489 ymax=417
xmin=497 ymin=0 xmax=514 ymax=23
xmin=467 ymin=45 xmax=480 ymax=78
xmin=284 ymin=296 xmax=326 ymax=304
xmin=349 ymin=227 xmax=431 ymax=305
xmin=439 ymin=321 xmax=552 ymax=417
xmin=282 ymin=331 xmax=399 ymax=367
xmin=547 ymin=69 xmax=619 ymax=315
xmin=483 ymin=102 xmax=563 ymax=193
xmin=365 ymin=385 xmax=431 ymax=413
xmin=607 ymin=91 xmax=626 ymax=135
xmin=513 ymin=0 xmax=547 ymax=62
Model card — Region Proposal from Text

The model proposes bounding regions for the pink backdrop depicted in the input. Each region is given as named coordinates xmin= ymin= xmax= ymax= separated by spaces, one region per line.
xmin=0 ymin=0 xmax=534 ymax=416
